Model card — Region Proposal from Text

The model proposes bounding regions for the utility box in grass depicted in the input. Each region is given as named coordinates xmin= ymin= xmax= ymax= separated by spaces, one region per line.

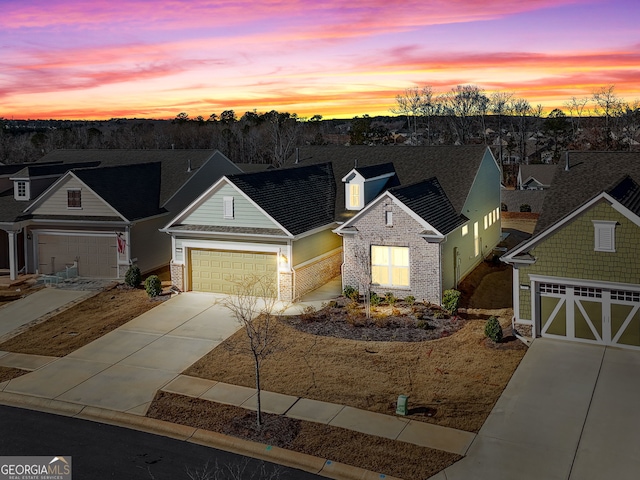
xmin=396 ymin=395 xmax=409 ymax=415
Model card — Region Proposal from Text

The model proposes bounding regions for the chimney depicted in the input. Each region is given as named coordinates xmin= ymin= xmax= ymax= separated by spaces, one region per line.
xmin=565 ymin=151 xmax=570 ymax=171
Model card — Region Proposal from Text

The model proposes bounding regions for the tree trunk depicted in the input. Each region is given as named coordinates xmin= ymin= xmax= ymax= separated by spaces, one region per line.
xmin=254 ymin=354 xmax=262 ymax=427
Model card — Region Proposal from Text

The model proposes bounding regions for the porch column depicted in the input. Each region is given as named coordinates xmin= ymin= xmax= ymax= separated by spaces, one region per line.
xmin=7 ymin=230 xmax=18 ymax=280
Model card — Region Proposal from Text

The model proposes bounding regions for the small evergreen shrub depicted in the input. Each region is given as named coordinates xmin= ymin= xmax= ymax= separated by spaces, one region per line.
xmin=369 ymin=291 xmax=382 ymax=307
xmin=433 ymin=310 xmax=445 ymax=319
xmin=124 ymin=265 xmax=141 ymax=288
xmin=519 ymin=203 xmax=532 ymax=213
xmin=384 ymin=292 xmax=397 ymax=305
xmin=404 ymin=295 xmax=416 ymax=306
xmin=343 ymin=285 xmax=359 ymax=302
xmin=442 ymin=289 xmax=461 ymax=314
xmin=144 ymin=275 xmax=162 ymax=298
xmin=484 ymin=316 xmax=503 ymax=343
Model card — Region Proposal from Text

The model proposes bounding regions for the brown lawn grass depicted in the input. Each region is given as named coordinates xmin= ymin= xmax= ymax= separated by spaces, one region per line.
xmin=0 ymin=285 xmax=166 ymax=357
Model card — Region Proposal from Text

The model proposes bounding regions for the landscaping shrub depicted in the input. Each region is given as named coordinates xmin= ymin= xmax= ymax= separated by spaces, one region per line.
xmin=144 ymin=275 xmax=162 ymax=298
xmin=343 ymin=285 xmax=359 ymax=302
xmin=484 ymin=316 xmax=503 ymax=343
xmin=433 ymin=310 xmax=445 ymax=319
xmin=519 ymin=203 xmax=532 ymax=213
xmin=124 ymin=264 xmax=141 ymax=288
xmin=300 ymin=304 xmax=317 ymax=321
xmin=369 ymin=292 xmax=382 ymax=307
xmin=384 ymin=292 xmax=397 ymax=305
xmin=442 ymin=289 xmax=461 ymax=314
xmin=404 ymin=295 xmax=416 ymax=306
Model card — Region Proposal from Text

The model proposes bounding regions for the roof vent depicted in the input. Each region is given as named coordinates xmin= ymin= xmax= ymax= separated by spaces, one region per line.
xmin=295 ymin=147 xmax=299 ymax=164
xmin=565 ymin=151 xmax=570 ymax=171
xmin=187 ymin=158 xmax=192 ymax=172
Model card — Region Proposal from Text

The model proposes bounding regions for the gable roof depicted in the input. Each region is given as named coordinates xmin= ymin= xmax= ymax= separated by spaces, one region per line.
xmin=534 ymin=151 xmax=640 ymax=234
xmin=73 ymin=163 xmax=165 ymax=221
xmin=518 ymin=164 xmax=556 ymax=188
xmin=608 ymin=175 xmax=640 ymax=216
xmin=285 ymin=145 xmax=491 ymax=222
xmin=352 ymin=162 xmax=397 ymax=180
xmin=389 ymin=178 xmax=468 ymax=235
xmin=227 ymin=163 xmax=336 ymax=236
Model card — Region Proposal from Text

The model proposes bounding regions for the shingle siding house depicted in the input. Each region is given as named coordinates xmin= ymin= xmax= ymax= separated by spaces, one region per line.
xmin=0 ymin=149 xmax=240 ymax=280
xmin=502 ymin=151 xmax=640 ymax=350
xmin=165 ymin=145 xmax=502 ymax=303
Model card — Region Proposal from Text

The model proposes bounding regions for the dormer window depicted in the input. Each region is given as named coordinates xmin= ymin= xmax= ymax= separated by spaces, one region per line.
xmin=349 ymin=184 xmax=360 ymax=209
xmin=67 ymin=189 xmax=82 ymax=209
xmin=15 ymin=180 xmax=29 ymax=200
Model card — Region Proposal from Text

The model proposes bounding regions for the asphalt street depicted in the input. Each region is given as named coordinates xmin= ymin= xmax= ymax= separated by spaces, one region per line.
xmin=0 ymin=405 xmax=323 ymax=480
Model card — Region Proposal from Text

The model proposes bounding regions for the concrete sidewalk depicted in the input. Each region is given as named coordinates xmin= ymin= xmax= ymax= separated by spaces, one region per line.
xmin=161 ymin=375 xmax=476 ymax=455
xmin=0 ymin=288 xmax=91 ymax=338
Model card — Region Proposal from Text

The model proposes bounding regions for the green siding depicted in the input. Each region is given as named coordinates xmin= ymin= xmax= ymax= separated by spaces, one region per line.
xmin=518 ymin=200 xmax=640 ymax=319
xmin=292 ymin=229 xmax=342 ymax=266
xmin=183 ymin=183 xmax=279 ymax=230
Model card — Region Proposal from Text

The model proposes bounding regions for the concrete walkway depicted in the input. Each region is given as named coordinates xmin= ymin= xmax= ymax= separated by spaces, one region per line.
xmin=161 ymin=375 xmax=475 ymax=455
xmin=0 ymin=288 xmax=91 ymax=338
xmin=433 ymin=338 xmax=640 ymax=480
xmin=1 ymin=292 xmax=241 ymax=415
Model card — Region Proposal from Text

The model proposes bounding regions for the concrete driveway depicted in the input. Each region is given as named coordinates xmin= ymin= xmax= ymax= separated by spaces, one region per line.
xmin=3 ymin=292 xmax=241 ymax=414
xmin=435 ymin=338 xmax=640 ymax=480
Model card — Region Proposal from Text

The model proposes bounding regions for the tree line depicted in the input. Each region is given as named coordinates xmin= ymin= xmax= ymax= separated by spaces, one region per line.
xmin=1 ymin=84 xmax=638 ymax=166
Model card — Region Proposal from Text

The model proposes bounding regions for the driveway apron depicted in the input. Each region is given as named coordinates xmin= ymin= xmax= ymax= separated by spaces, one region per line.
xmin=3 ymin=292 xmax=240 ymax=414
xmin=437 ymin=338 xmax=640 ymax=480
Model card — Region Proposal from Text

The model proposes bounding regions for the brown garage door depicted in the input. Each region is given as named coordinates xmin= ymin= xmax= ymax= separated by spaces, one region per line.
xmin=38 ymin=233 xmax=118 ymax=278
xmin=189 ymin=249 xmax=277 ymax=295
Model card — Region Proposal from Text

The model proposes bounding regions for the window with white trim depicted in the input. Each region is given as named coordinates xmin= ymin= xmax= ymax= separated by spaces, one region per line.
xmin=349 ymin=184 xmax=360 ymax=209
xmin=223 ymin=196 xmax=234 ymax=219
xmin=67 ymin=189 xmax=81 ymax=208
xmin=371 ymin=246 xmax=409 ymax=287
xmin=461 ymin=224 xmax=468 ymax=236
xmin=385 ymin=210 xmax=393 ymax=227
xmin=484 ymin=215 xmax=488 ymax=229
xmin=16 ymin=181 xmax=28 ymax=199
xmin=474 ymin=222 xmax=479 ymax=257
xmin=593 ymin=220 xmax=616 ymax=252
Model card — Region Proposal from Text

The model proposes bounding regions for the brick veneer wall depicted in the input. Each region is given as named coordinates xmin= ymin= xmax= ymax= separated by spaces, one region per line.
xmin=170 ymin=262 xmax=184 ymax=291
xmin=342 ymin=200 xmax=442 ymax=305
xmin=279 ymin=271 xmax=293 ymax=302
xmin=293 ymin=249 xmax=342 ymax=300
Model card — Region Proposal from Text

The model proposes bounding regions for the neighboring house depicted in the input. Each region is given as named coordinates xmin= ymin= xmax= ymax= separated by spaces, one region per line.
xmin=517 ymin=164 xmax=556 ymax=190
xmin=501 ymin=151 xmax=640 ymax=350
xmin=0 ymin=149 xmax=240 ymax=280
xmin=164 ymin=145 xmax=502 ymax=303
xmin=500 ymin=189 xmax=546 ymax=234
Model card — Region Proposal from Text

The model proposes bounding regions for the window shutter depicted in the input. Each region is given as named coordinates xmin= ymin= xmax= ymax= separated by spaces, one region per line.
xmin=223 ymin=196 xmax=234 ymax=219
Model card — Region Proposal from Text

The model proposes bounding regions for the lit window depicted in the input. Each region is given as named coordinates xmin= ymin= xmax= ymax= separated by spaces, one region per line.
xmin=371 ymin=246 xmax=409 ymax=287
xmin=484 ymin=215 xmax=488 ymax=230
xmin=474 ymin=222 xmax=479 ymax=257
xmin=385 ymin=211 xmax=393 ymax=227
xmin=496 ymin=207 xmax=500 ymax=220
xmin=67 ymin=189 xmax=81 ymax=208
xmin=349 ymin=184 xmax=360 ymax=209
xmin=223 ymin=196 xmax=234 ymax=219
xmin=593 ymin=220 xmax=616 ymax=252
xmin=461 ymin=225 xmax=468 ymax=236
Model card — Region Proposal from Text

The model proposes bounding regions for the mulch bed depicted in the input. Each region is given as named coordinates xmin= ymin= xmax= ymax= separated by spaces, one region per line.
xmin=285 ymin=297 xmax=465 ymax=342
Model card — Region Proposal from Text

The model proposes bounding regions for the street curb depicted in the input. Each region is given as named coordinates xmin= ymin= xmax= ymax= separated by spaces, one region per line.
xmin=0 ymin=393 xmax=403 ymax=480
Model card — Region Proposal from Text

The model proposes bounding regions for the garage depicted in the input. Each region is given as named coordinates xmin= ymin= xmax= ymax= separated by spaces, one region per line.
xmin=189 ymin=249 xmax=278 ymax=295
xmin=539 ymin=282 xmax=640 ymax=348
xmin=37 ymin=233 xmax=118 ymax=278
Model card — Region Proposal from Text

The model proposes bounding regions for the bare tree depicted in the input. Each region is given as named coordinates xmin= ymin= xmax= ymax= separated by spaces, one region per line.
xmin=440 ymin=85 xmax=488 ymax=145
xmin=418 ymin=86 xmax=439 ymax=145
xmin=592 ymin=85 xmax=623 ymax=149
xmin=220 ymin=275 xmax=285 ymax=427
xmin=490 ymin=92 xmax=513 ymax=164
xmin=564 ymin=96 xmax=589 ymax=140
xmin=390 ymin=87 xmax=422 ymax=144
xmin=619 ymin=100 xmax=640 ymax=151
xmin=510 ymin=98 xmax=532 ymax=164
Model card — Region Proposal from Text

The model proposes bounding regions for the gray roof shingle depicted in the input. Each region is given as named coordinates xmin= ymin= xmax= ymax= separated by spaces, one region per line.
xmin=535 ymin=151 xmax=640 ymax=234
xmin=285 ymin=145 xmax=488 ymax=222
xmin=227 ymin=163 xmax=336 ymax=236
xmin=390 ymin=178 xmax=467 ymax=235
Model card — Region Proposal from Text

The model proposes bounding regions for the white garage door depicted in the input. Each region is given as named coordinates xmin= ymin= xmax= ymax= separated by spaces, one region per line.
xmin=539 ymin=282 xmax=640 ymax=349
xmin=38 ymin=234 xmax=118 ymax=278
xmin=189 ymin=249 xmax=277 ymax=296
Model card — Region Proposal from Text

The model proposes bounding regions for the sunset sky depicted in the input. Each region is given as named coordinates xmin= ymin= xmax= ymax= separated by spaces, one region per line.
xmin=2 ymin=0 xmax=639 ymax=120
